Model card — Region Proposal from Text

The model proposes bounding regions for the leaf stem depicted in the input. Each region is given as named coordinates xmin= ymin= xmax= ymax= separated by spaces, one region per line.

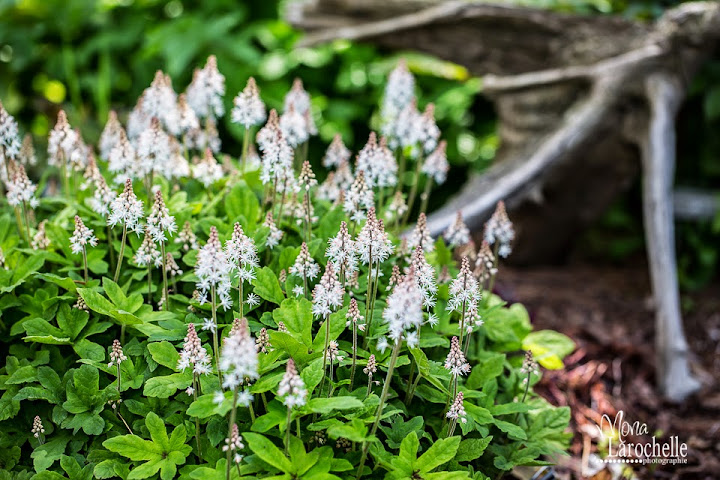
xmin=113 ymin=224 xmax=127 ymax=283
xmin=356 ymin=340 xmax=402 ymax=479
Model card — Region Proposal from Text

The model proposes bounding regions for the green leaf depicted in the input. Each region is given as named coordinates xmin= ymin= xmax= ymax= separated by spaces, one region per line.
xmin=56 ymin=303 xmax=89 ymax=340
xmin=187 ymin=393 xmax=221 ymax=418
xmin=23 ymin=318 xmax=71 ymax=345
xmin=466 ymin=352 xmax=505 ymax=390
xmin=77 ymin=288 xmax=114 ymax=316
xmin=455 ymin=436 xmax=492 ymax=462
xmin=143 ymin=373 xmax=192 ymax=398
xmin=415 ymin=436 xmax=461 ymax=473
xmin=145 ymin=412 xmax=170 ymax=451
xmin=300 ymin=358 xmax=324 ymax=395
xmin=273 ymin=298 xmax=313 ymax=347
xmin=307 ymin=397 xmax=364 ymax=414
xmin=522 ymin=330 xmax=575 ymax=370
xmin=249 ymin=371 xmax=283 ymax=394
xmin=2 ymin=252 xmax=45 ymax=292
xmin=225 ymin=183 xmax=260 ymax=230
xmin=399 ymin=431 xmax=419 ymax=466
xmin=73 ymin=339 xmax=105 ymax=362
xmin=492 ymin=419 xmax=527 ymax=440
xmin=103 ymin=277 xmax=128 ymax=307
xmin=251 ymin=267 xmax=285 ymax=305
xmin=147 ymin=341 xmax=180 ymax=371
xmin=244 ymin=432 xmax=293 ymax=473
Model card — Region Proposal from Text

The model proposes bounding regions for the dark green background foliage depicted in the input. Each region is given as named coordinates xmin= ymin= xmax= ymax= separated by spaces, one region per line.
xmin=0 ymin=0 xmax=717 ymax=287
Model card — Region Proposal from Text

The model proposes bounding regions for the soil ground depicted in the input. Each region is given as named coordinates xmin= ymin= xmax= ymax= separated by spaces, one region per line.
xmin=499 ymin=261 xmax=720 ymax=480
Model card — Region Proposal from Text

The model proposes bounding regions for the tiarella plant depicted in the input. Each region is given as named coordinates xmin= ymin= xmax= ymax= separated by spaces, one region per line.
xmin=0 ymin=58 xmax=575 ymax=480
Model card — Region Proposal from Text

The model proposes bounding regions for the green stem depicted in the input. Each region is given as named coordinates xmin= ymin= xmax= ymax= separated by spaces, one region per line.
xmin=225 ymin=387 xmax=238 ymax=480
xmin=113 ymin=225 xmax=127 ymax=283
xmin=107 ymin=225 xmax=116 ymax=271
xmin=21 ymin=201 xmax=31 ymax=245
xmin=350 ymin=322 xmax=357 ymax=391
xmin=147 ymin=265 xmax=152 ymax=304
xmin=402 ymin=156 xmax=424 ymax=225
xmin=193 ymin=375 xmax=202 ymax=456
xmin=81 ymin=246 xmax=89 ymax=284
xmin=241 ymin=127 xmax=250 ymax=174
xmin=394 ymin=150 xmax=406 ymax=197
xmin=319 ymin=314 xmax=331 ymax=396
xmin=285 ymin=407 xmax=292 ymax=456
xmin=161 ymin=242 xmax=169 ymax=310
xmin=211 ymin=285 xmax=222 ymax=386
xmin=356 ymin=340 xmax=402 ymax=479
xmin=362 ymin=248 xmax=373 ymax=350
xmin=116 ymin=362 xmax=122 ymax=394
xmin=419 ymin=177 xmax=433 ymax=216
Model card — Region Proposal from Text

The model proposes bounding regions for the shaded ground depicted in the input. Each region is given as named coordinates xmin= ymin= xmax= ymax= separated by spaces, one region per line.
xmin=499 ymin=262 xmax=720 ymax=480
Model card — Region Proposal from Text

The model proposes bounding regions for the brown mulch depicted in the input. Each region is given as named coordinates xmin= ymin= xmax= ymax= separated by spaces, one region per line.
xmin=498 ymin=262 xmax=720 ymax=480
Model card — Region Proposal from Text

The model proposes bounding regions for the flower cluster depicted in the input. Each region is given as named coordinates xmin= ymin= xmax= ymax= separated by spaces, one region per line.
xmin=70 ymin=216 xmax=98 ymax=255
xmin=195 ymin=226 xmax=233 ymax=310
xmin=223 ymin=424 xmax=245 ymax=465
xmin=311 ymin=263 xmax=344 ymax=319
xmin=231 ymin=77 xmax=266 ymax=129
xmin=445 ymin=336 xmax=471 ymax=377
xmin=219 ymin=318 xmax=258 ymax=390
xmin=484 ymin=201 xmax=515 ymax=258
xmin=444 ymin=212 xmax=470 ymax=248
xmin=178 ymin=323 xmax=212 ymax=376
xmin=108 ymin=339 xmax=126 ymax=367
xmin=146 ymin=190 xmax=177 ymax=243
xmin=108 ymin=179 xmax=144 ymax=234
xmin=225 ymin=222 xmax=259 ymax=284
xmin=326 ymin=221 xmax=358 ymax=279
xmin=383 ymin=268 xmax=424 ymax=346
xmin=278 ymin=358 xmax=307 ymax=408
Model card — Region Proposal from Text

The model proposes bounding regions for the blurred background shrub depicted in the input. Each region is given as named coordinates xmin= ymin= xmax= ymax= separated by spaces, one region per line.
xmin=0 ymin=0 xmax=717 ymax=289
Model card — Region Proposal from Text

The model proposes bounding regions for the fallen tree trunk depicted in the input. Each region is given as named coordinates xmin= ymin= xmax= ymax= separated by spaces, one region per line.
xmin=291 ymin=1 xmax=720 ymax=401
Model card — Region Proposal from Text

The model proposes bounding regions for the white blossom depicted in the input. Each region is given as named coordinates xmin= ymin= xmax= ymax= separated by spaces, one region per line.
xmin=193 ymin=148 xmax=224 ymax=187
xmin=219 ymin=318 xmax=258 ymax=390
xmin=344 ymin=170 xmax=374 ymax=223
xmin=185 ymin=55 xmax=225 ymax=120
xmin=232 ymin=77 xmax=266 ymax=129
xmin=146 ymin=190 xmax=176 ymax=244
xmin=383 ymin=268 xmax=424 ymax=344
xmin=484 ymin=201 xmax=514 ymax=258
xmin=225 ymin=222 xmax=259 ymax=284
xmin=407 ymin=212 xmax=434 ymax=253
xmin=178 ymin=323 xmax=212 ymax=376
xmin=322 ymin=134 xmax=350 ymax=168
xmin=195 ymin=226 xmax=233 ymax=310
xmin=108 ymin=339 xmax=126 ymax=367
xmin=444 ymin=211 xmax=470 ymax=248
xmin=311 ymin=263 xmax=343 ymax=319
xmin=5 ymin=162 xmax=38 ymax=208
xmin=278 ymin=358 xmax=307 ymax=408
xmin=447 ymin=257 xmax=481 ymax=321
xmin=108 ymin=179 xmax=144 ymax=235
xmin=70 ymin=215 xmax=98 ymax=255
xmin=263 ymin=212 xmax=284 ymax=249
xmin=108 ymin=129 xmax=137 ymax=184
xmin=290 ymin=242 xmax=320 ymax=281
xmin=445 ymin=336 xmax=471 ymax=377
xmin=326 ymin=221 xmax=358 ymax=279
xmin=356 ymin=208 xmax=394 ymax=266
xmin=134 ymin=232 xmax=161 ymax=268
xmin=99 ymin=110 xmax=123 ymax=160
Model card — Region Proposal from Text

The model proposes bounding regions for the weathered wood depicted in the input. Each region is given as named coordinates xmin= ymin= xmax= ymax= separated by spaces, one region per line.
xmin=641 ymin=73 xmax=700 ymax=401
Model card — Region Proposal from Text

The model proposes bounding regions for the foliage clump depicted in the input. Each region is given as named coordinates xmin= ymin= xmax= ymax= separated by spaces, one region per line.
xmin=0 ymin=57 xmax=574 ymax=480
